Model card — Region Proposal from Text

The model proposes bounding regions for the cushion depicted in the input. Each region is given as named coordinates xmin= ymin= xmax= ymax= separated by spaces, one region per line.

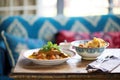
xmin=0 ymin=76 xmax=13 ymax=80
xmin=106 ymin=32 xmax=120 ymax=48
xmin=1 ymin=31 xmax=45 ymax=67
xmin=55 ymin=30 xmax=90 ymax=44
xmin=55 ymin=30 xmax=120 ymax=48
xmin=0 ymin=47 xmax=5 ymax=75
xmin=55 ymin=30 xmax=75 ymax=44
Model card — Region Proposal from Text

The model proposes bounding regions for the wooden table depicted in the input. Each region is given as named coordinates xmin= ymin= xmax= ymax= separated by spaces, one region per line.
xmin=9 ymin=49 xmax=120 ymax=80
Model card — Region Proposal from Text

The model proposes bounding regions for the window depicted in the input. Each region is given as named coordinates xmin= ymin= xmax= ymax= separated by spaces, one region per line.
xmin=0 ymin=0 xmax=37 ymax=15
xmin=113 ymin=0 xmax=120 ymax=14
xmin=36 ymin=0 xmax=57 ymax=17
xmin=0 ymin=0 xmax=120 ymax=17
xmin=64 ymin=0 xmax=109 ymax=16
xmin=0 ymin=0 xmax=57 ymax=16
xmin=63 ymin=0 xmax=120 ymax=16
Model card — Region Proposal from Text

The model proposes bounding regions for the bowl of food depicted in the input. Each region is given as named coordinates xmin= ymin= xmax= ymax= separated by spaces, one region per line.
xmin=23 ymin=41 xmax=76 ymax=65
xmin=71 ymin=37 xmax=109 ymax=60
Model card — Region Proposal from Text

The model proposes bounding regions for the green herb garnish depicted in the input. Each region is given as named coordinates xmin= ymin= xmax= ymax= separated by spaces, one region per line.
xmin=42 ymin=41 xmax=60 ymax=51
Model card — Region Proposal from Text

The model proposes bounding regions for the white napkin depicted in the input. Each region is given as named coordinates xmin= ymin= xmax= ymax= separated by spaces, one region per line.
xmin=86 ymin=56 xmax=120 ymax=73
xmin=86 ymin=49 xmax=120 ymax=73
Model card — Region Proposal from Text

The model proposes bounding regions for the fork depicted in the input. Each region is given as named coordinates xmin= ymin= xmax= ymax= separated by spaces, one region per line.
xmin=95 ymin=55 xmax=114 ymax=68
xmin=97 ymin=55 xmax=113 ymax=62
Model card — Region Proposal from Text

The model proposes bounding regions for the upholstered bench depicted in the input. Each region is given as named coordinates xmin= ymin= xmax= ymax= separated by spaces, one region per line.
xmin=0 ymin=14 xmax=120 ymax=79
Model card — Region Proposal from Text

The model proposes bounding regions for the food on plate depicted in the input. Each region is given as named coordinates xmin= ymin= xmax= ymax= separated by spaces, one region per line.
xmin=29 ymin=41 xmax=69 ymax=60
xmin=79 ymin=37 xmax=107 ymax=48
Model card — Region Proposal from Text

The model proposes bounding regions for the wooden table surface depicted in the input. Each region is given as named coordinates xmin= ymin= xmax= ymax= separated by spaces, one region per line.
xmin=9 ymin=49 xmax=120 ymax=80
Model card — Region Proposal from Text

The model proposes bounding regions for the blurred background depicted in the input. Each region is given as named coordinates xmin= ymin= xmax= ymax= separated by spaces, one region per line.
xmin=0 ymin=0 xmax=120 ymax=17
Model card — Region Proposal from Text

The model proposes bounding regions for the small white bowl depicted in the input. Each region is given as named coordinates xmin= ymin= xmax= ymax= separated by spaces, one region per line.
xmin=71 ymin=40 xmax=109 ymax=60
xmin=23 ymin=48 xmax=76 ymax=65
xmin=59 ymin=42 xmax=71 ymax=49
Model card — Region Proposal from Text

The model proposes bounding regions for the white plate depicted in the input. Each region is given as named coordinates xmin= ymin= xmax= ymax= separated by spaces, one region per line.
xmin=23 ymin=48 xmax=76 ymax=65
